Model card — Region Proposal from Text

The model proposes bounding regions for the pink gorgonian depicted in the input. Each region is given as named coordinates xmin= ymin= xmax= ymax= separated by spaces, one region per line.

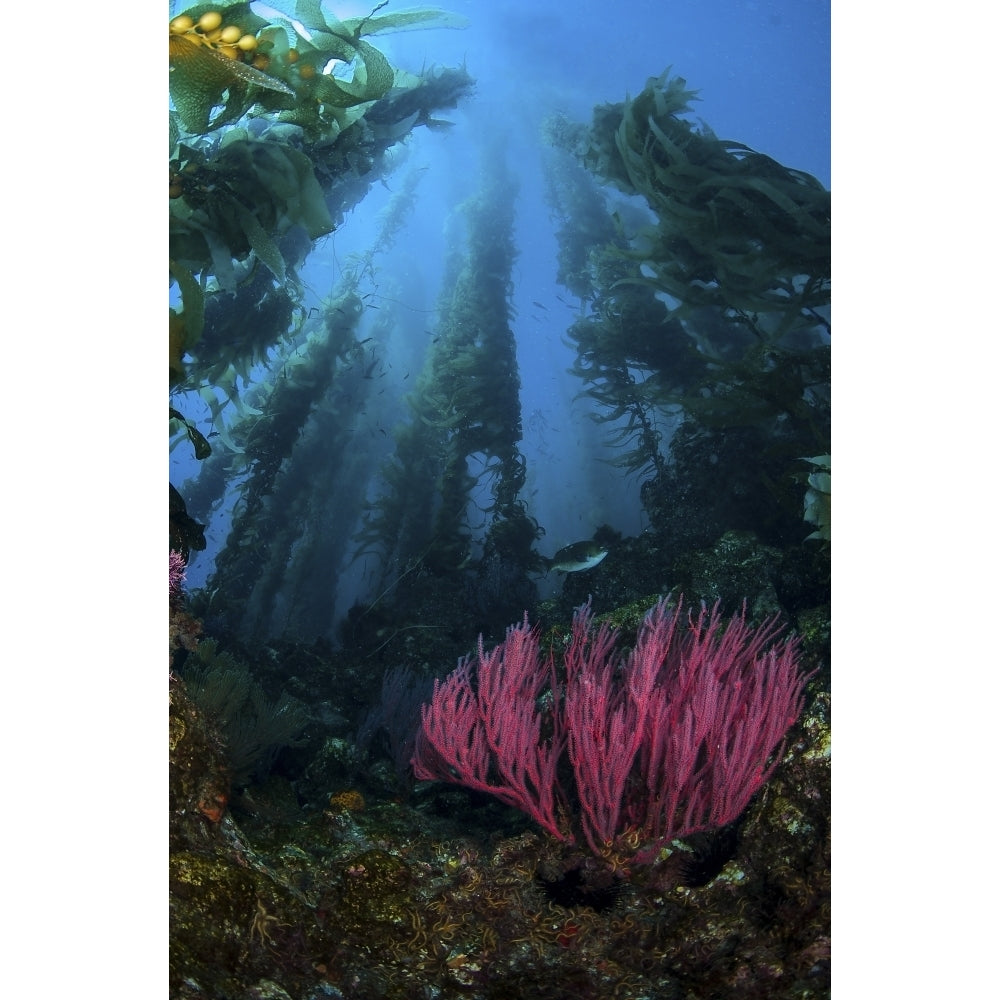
xmin=413 ymin=596 xmax=814 ymax=865
xmin=169 ymin=550 xmax=187 ymax=602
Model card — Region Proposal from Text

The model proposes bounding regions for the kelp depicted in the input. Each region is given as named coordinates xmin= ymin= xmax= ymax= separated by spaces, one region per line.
xmin=169 ymin=2 xmax=467 ymax=143
xmin=170 ymin=407 xmax=213 ymax=461
xmin=677 ymin=342 xmax=831 ymax=440
xmin=202 ymin=291 xmax=366 ymax=625
xmin=170 ymin=483 xmax=207 ymax=556
xmin=168 ymin=1 xmax=473 ymax=419
xmin=357 ymin=142 xmax=541 ymax=596
xmin=538 ymin=140 xmax=622 ymax=302
xmin=194 ymin=161 xmax=433 ymax=639
xmin=169 ymin=4 xmax=293 ymax=136
xmin=560 ymin=251 xmax=699 ymax=481
xmin=170 ymin=135 xmax=333 ymax=287
xmin=546 ymin=68 xmax=830 ymax=530
xmin=560 ymin=68 xmax=830 ymax=346
xmin=168 ymin=261 xmax=205 ymax=387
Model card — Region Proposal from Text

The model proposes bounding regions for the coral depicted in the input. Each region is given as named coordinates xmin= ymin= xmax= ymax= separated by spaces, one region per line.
xmin=414 ymin=596 xmax=812 ymax=866
xmin=676 ymin=529 xmax=785 ymax=619
xmin=356 ymin=664 xmax=433 ymax=788
xmin=169 ymin=549 xmax=203 ymax=657
xmin=168 ymin=600 xmax=828 ymax=999
xmin=414 ymin=609 xmax=567 ymax=841
xmin=329 ymin=789 xmax=366 ymax=812
xmin=169 ymin=549 xmax=187 ymax=601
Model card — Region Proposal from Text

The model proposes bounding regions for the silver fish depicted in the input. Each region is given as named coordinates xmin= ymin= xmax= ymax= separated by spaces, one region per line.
xmin=544 ymin=540 xmax=609 ymax=573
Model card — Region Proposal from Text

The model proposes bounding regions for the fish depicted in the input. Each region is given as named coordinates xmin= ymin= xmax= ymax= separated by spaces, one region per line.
xmin=543 ymin=540 xmax=609 ymax=574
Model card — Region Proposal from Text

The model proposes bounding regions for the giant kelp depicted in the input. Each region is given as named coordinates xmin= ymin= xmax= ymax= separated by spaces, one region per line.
xmin=188 ymin=157 xmax=435 ymax=642
xmin=570 ymin=70 xmax=829 ymax=334
xmin=169 ymin=2 xmax=467 ymax=142
xmin=169 ymin=2 xmax=474 ymax=583
xmin=169 ymin=63 xmax=474 ymax=398
xmin=168 ymin=1 xmax=473 ymax=410
xmin=354 ymin=140 xmax=542 ymax=630
xmin=199 ymin=291 xmax=365 ymax=625
xmin=545 ymin=70 xmax=830 ymax=548
xmin=539 ymin=143 xmax=623 ymax=303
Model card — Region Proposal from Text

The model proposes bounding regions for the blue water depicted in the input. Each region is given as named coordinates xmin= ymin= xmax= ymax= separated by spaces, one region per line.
xmin=169 ymin=0 xmax=830 ymax=631
xmin=371 ymin=0 xmax=830 ymax=186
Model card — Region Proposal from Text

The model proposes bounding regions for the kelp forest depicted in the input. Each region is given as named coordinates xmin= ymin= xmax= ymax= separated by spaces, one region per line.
xmin=168 ymin=3 xmax=831 ymax=997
